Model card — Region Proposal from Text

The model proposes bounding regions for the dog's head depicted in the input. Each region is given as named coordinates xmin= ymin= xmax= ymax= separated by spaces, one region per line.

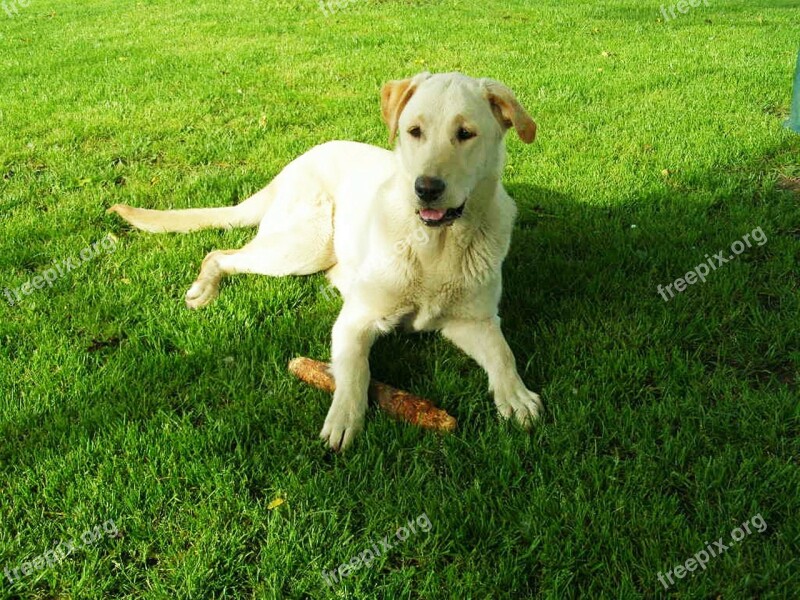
xmin=381 ymin=72 xmax=536 ymax=227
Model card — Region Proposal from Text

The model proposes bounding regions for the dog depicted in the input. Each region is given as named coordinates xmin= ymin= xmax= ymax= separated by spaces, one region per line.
xmin=108 ymin=72 xmax=543 ymax=451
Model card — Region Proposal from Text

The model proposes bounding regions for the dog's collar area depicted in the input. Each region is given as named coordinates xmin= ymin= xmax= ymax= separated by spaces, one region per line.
xmin=417 ymin=201 xmax=466 ymax=227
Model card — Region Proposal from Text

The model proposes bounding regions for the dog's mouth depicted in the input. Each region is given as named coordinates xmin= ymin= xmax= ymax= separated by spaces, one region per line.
xmin=416 ymin=202 xmax=466 ymax=227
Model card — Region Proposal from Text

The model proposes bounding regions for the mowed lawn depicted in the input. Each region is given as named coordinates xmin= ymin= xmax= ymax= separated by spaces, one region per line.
xmin=1 ymin=0 xmax=798 ymax=597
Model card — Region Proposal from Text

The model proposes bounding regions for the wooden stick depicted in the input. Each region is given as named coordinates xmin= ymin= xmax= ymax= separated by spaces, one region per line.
xmin=288 ymin=357 xmax=457 ymax=433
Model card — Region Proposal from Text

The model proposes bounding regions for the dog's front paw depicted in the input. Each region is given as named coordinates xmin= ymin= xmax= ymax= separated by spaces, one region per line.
xmin=319 ymin=397 xmax=366 ymax=452
xmin=185 ymin=279 xmax=218 ymax=309
xmin=494 ymin=385 xmax=543 ymax=429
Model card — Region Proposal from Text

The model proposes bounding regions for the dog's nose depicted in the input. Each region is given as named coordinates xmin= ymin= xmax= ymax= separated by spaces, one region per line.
xmin=414 ymin=176 xmax=446 ymax=203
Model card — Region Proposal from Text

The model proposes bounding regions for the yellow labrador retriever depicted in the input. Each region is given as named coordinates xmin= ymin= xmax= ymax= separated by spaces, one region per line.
xmin=109 ymin=72 xmax=543 ymax=451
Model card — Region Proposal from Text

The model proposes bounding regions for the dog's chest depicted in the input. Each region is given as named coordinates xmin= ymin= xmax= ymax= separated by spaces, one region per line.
xmin=396 ymin=236 xmax=496 ymax=330
xmin=392 ymin=271 xmax=462 ymax=331
xmin=353 ymin=221 xmax=505 ymax=331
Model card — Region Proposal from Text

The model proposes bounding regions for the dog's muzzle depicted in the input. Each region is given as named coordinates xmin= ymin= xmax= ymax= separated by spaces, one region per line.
xmin=416 ymin=201 xmax=466 ymax=227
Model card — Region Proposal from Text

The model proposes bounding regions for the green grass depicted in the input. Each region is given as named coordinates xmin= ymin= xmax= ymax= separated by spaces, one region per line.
xmin=1 ymin=0 xmax=798 ymax=598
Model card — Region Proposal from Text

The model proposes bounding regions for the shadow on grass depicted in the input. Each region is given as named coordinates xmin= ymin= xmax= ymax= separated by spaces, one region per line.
xmin=373 ymin=140 xmax=799 ymax=408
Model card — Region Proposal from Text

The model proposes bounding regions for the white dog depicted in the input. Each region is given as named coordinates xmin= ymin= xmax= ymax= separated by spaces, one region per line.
xmin=109 ymin=72 xmax=543 ymax=451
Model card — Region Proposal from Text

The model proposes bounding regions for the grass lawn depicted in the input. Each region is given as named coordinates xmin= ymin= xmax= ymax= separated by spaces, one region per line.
xmin=1 ymin=0 xmax=798 ymax=597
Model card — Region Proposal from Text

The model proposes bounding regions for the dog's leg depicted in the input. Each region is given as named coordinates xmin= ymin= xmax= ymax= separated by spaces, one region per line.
xmin=185 ymin=234 xmax=335 ymax=309
xmin=441 ymin=317 xmax=542 ymax=427
xmin=320 ymin=303 xmax=379 ymax=451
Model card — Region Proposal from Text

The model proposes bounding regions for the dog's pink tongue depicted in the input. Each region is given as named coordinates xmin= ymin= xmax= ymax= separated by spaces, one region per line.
xmin=420 ymin=208 xmax=446 ymax=221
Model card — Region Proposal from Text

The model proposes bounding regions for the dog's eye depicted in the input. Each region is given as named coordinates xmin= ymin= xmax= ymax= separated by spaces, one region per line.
xmin=408 ymin=126 xmax=422 ymax=139
xmin=456 ymin=127 xmax=476 ymax=141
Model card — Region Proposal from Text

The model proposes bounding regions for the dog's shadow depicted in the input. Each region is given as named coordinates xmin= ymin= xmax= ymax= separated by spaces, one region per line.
xmin=370 ymin=152 xmax=798 ymax=405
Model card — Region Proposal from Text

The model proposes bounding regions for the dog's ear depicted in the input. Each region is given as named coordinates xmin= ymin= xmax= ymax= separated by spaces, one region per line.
xmin=381 ymin=72 xmax=430 ymax=144
xmin=481 ymin=79 xmax=537 ymax=144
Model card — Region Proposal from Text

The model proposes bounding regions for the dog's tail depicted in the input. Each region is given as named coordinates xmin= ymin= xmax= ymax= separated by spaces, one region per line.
xmin=107 ymin=184 xmax=275 ymax=233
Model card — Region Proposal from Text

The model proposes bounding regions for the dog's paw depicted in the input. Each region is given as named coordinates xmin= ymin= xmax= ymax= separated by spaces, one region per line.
xmin=185 ymin=279 xmax=218 ymax=309
xmin=319 ymin=399 xmax=366 ymax=452
xmin=494 ymin=386 xmax=543 ymax=429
